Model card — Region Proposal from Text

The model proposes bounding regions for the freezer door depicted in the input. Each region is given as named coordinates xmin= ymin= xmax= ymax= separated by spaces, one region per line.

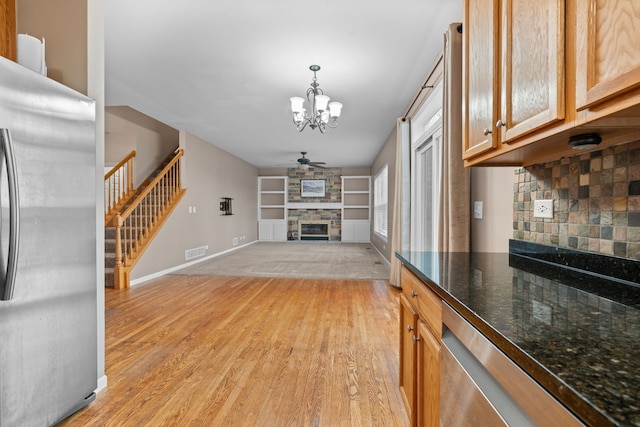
xmin=0 ymin=57 xmax=97 ymax=426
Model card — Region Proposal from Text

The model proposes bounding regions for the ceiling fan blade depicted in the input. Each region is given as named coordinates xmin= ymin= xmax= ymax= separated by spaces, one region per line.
xmin=308 ymin=162 xmax=326 ymax=167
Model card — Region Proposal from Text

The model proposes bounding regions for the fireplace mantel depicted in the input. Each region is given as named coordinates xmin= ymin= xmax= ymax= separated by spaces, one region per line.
xmin=287 ymin=202 xmax=342 ymax=210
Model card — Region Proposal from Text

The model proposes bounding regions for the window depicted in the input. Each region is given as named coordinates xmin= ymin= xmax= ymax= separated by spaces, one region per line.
xmin=374 ymin=165 xmax=388 ymax=239
xmin=410 ymin=80 xmax=443 ymax=252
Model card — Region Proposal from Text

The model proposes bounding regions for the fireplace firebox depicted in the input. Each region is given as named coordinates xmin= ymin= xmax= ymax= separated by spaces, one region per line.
xmin=298 ymin=221 xmax=330 ymax=241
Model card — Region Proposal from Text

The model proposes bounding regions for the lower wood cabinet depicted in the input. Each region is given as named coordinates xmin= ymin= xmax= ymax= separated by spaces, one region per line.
xmin=400 ymin=263 xmax=584 ymax=427
xmin=399 ymin=294 xmax=418 ymax=424
xmin=400 ymin=266 xmax=442 ymax=427
xmin=416 ymin=320 xmax=440 ymax=427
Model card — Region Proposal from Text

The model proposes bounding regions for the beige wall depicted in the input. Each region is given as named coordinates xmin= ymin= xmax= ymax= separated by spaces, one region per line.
xmin=105 ymin=106 xmax=179 ymax=185
xmin=17 ymin=0 xmax=87 ymax=94
xmin=471 ymin=167 xmax=517 ymax=252
xmin=371 ymin=129 xmax=397 ymax=261
xmin=130 ymin=131 xmax=259 ymax=282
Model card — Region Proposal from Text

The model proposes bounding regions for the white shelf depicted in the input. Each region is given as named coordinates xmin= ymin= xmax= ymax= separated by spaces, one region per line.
xmin=341 ymin=176 xmax=371 ymax=241
xmin=258 ymin=177 xmax=287 ymax=230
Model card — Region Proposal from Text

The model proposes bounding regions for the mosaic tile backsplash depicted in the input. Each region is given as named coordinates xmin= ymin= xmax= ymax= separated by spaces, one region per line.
xmin=513 ymin=141 xmax=640 ymax=260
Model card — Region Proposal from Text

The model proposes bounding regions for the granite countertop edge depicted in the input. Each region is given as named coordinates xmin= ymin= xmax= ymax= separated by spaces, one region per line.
xmin=395 ymin=251 xmax=616 ymax=427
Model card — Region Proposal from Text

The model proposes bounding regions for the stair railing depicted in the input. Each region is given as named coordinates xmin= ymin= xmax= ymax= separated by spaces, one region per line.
xmin=113 ymin=148 xmax=185 ymax=288
xmin=105 ymin=150 xmax=136 ymax=225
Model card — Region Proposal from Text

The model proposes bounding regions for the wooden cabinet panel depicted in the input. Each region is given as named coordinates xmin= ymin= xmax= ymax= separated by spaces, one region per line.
xmin=463 ymin=0 xmax=500 ymax=159
xmin=399 ymin=294 xmax=419 ymax=426
xmin=576 ymin=0 xmax=640 ymax=111
xmin=500 ymin=0 xmax=565 ymax=142
xmin=416 ymin=320 xmax=440 ymax=427
xmin=0 ymin=0 xmax=16 ymax=61
xmin=401 ymin=268 xmax=442 ymax=338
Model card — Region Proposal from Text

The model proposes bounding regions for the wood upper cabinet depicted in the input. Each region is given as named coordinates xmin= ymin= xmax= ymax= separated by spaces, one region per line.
xmin=464 ymin=0 xmax=567 ymax=162
xmin=575 ymin=0 xmax=640 ymax=117
xmin=0 ymin=0 xmax=16 ymax=61
xmin=463 ymin=0 xmax=500 ymax=159
xmin=499 ymin=0 xmax=565 ymax=142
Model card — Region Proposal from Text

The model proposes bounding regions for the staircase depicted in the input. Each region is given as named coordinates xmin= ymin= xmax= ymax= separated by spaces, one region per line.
xmin=104 ymin=148 xmax=186 ymax=289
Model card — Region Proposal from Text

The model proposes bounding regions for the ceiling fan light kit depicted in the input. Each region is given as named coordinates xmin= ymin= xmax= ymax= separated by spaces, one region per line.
xmin=290 ymin=65 xmax=342 ymax=133
xmin=296 ymin=152 xmax=326 ymax=169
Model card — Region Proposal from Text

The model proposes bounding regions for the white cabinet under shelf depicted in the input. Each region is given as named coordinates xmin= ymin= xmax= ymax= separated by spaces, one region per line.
xmin=258 ymin=176 xmax=287 ymax=241
xmin=341 ymin=176 xmax=371 ymax=242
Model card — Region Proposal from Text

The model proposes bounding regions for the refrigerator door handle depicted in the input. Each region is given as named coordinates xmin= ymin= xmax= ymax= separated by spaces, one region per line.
xmin=0 ymin=128 xmax=20 ymax=301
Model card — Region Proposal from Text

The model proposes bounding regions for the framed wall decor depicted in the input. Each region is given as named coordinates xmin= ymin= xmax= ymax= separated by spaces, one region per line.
xmin=301 ymin=179 xmax=325 ymax=197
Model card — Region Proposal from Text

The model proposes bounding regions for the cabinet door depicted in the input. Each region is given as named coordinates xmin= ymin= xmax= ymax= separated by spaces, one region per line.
xmin=272 ymin=222 xmax=288 ymax=241
xmin=576 ymin=0 xmax=640 ymax=111
xmin=499 ymin=0 xmax=565 ymax=142
xmin=416 ymin=320 xmax=440 ymax=427
xmin=341 ymin=222 xmax=356 ymax=242
xmin=399 ymin=295 xmax=419 ymax=426
xmin=0 ymin=0 xmax=16 ymax=61
xmin=463 ymin=0 xmax=500 ymax=159
xmin=258 ymin=222 xmax=273 ymax=241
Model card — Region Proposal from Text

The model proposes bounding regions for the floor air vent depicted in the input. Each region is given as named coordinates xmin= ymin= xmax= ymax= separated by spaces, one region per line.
xmin=185 ymin=246 xmax=207 ymax=260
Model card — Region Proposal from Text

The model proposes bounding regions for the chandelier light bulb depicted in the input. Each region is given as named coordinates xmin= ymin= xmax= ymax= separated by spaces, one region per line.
xmin=289 ymin=65 xmax=342 ymax=133
xmin=290 ymin=97 xmax=304 ymax=114
xmin=328 ymin=102 xmax=342 ymax=118
xmin=315 ymin=95 xmax=330 ymax=112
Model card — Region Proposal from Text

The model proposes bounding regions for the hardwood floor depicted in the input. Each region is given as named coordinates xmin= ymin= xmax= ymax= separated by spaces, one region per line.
xmin=59 ymin=275 xmax=408 ymax=426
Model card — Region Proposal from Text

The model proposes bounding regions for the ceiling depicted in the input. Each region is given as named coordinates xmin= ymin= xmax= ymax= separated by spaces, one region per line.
xmin=104 ymin=1 xmax=462 ymax=169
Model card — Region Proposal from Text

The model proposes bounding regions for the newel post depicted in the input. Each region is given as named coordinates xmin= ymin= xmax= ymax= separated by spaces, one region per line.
xmin=113 ymin=214 xmax=126 ymax=289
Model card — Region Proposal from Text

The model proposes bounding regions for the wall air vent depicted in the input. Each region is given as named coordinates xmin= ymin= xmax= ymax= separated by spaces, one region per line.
xmin=185 ymin=246 xmax=207 ymax=260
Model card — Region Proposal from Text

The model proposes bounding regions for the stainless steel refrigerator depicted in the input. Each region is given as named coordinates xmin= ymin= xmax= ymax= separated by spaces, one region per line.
xmin=0 ymin=56 xmax=97 ymax=426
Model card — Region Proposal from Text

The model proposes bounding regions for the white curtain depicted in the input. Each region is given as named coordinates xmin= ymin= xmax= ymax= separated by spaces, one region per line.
xmin=438 ymin=23 xmax=470 ymax=252
xmin=389 ymin=118 xmax=410 ymax=288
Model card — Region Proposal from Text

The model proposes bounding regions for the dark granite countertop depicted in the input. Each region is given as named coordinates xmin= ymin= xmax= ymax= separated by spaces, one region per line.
xmin=396 ymin=241 xmax=640 ymax=427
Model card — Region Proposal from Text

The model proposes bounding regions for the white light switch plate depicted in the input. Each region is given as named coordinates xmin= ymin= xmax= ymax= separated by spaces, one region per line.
xmin=533 ymin=199 xmax=553 ymax=218
xmin=473 ymin=201 xmax=483 ymax=219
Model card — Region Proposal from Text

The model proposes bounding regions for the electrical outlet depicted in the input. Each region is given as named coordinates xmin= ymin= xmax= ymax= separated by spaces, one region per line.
xmin=533 ymin=199 xmax=553 ymax=218
xmin=232 ymin=237 xmax=239 ymax=246
xmin=473 ymin=201 xmax=483 ymax=219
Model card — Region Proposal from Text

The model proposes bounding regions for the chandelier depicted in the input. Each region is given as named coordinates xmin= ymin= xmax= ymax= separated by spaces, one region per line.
xmin=290 ymin=65 xmax=343 ymax=133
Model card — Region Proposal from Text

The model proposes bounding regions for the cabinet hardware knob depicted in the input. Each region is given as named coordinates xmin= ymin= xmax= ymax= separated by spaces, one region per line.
xmin=407 ymin=325 xmax=414 ymax=332
xmin=412 ymin=335 xmax=420 ymax=342
xmin=410 ymin=291 xmax=417 ymax=298
xmin=496 ymin=119 xmax=505 ymax=128
xmin=483 ymin=128 xmax=492 ymax=136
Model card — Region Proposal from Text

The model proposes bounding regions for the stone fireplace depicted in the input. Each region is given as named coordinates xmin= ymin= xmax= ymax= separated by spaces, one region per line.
xmin=288 ymin=209 xmax=341 ymax=241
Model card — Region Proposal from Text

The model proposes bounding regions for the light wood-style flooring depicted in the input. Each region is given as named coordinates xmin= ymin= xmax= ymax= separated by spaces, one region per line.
xmin=59 ymin=275 xmax=408 ymax=426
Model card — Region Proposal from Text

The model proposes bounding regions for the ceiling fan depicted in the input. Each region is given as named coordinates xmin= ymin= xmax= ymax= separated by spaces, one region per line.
xmin=294 ymin=152 xmax=326 ymax=169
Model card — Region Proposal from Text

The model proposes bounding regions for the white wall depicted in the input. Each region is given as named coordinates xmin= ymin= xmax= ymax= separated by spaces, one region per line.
xmin=88 ymin=0 xmax=106 ymax=393
xmin=471 ymin=167 xmax=517 ymax=252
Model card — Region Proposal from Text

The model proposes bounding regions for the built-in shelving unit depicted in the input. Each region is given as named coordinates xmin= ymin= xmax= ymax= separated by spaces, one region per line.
xmin=341 ymin=176 xmax=371 ymax=242
xmin=258 ymin=176 xmax=287 ymax=241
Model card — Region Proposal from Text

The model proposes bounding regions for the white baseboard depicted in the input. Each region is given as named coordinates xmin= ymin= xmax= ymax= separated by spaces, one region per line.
xmin=370 ymin=242 xmax=391 ymax=266
xmin=130 ymin=240 xmax=257 ymax=286
xmin=96 ymin=375 xmax=108 ymax=394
